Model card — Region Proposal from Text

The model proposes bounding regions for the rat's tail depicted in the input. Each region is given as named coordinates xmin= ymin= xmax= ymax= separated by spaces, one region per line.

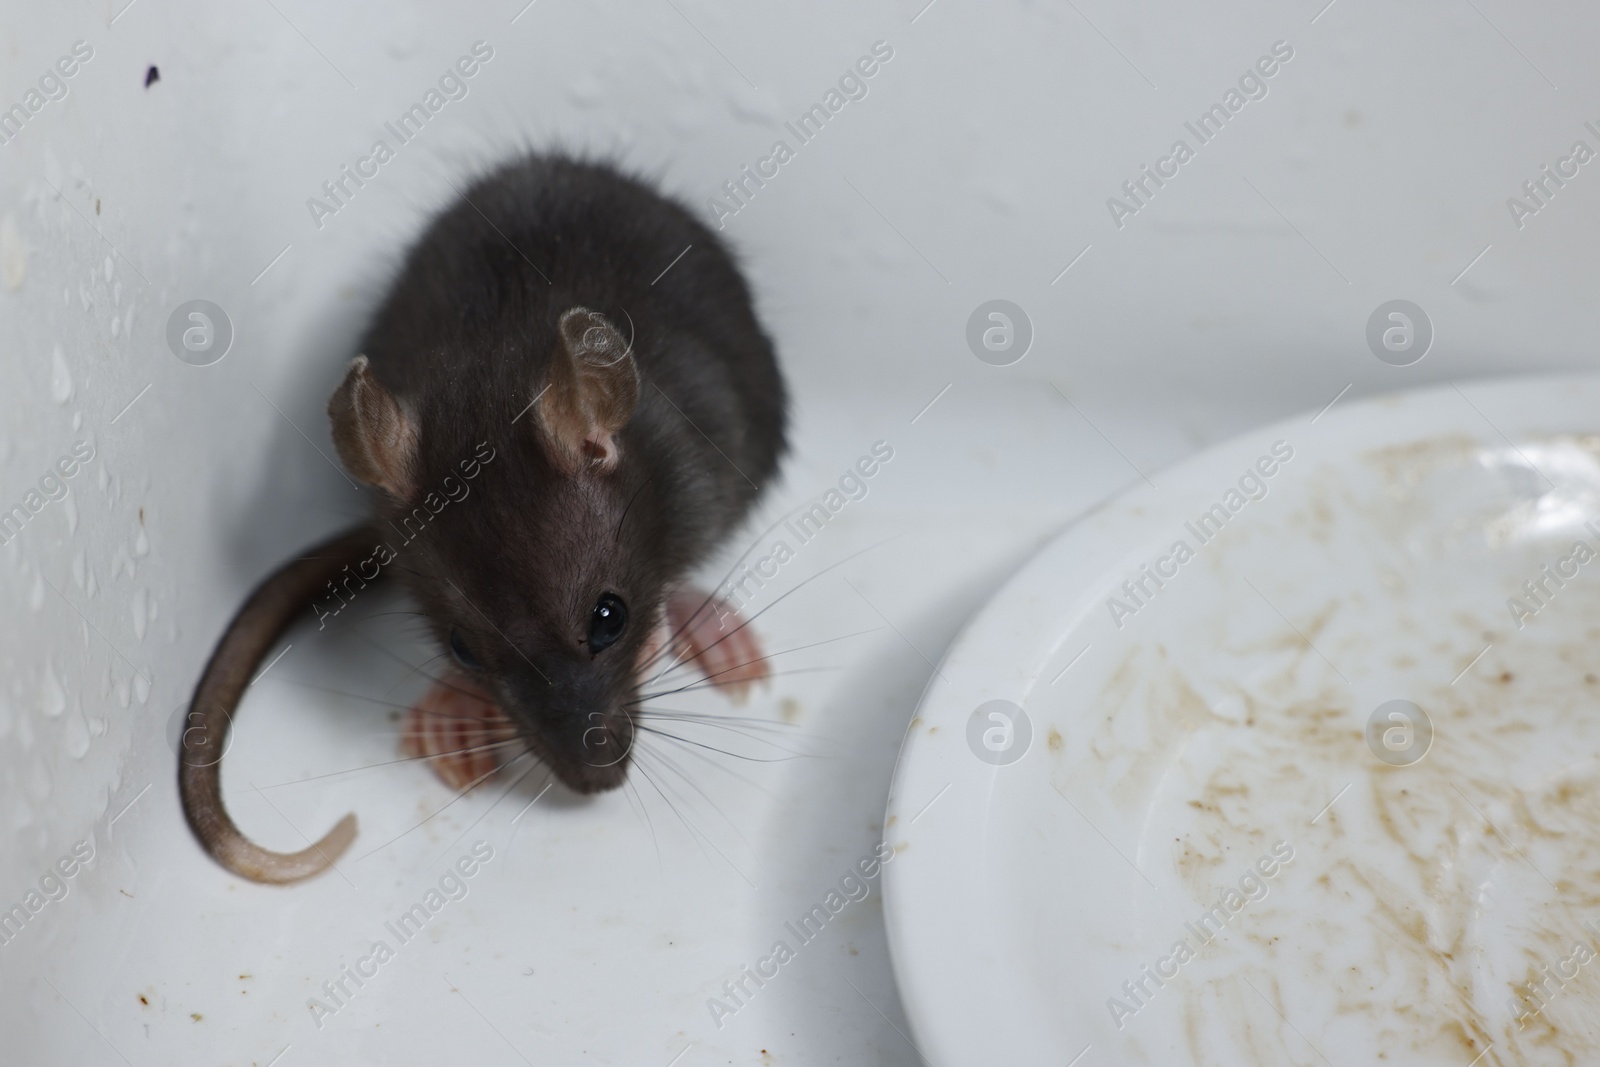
xmin=179 ymin=525 xmax=380 ymax=884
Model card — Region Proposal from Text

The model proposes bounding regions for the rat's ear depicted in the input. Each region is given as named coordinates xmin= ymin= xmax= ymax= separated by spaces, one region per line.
xmin=328 ymin=355 xmax=418 ymax=500
xmin=536 ymin=307 xmax=639 ymax=474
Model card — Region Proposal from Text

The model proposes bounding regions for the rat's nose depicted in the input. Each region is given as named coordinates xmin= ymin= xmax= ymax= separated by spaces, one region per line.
xmin=507 ymin=667 xmax=637 ymax=793
xmin=561 ymin=708 xmax=634 ymax=793
xmin=578 ymin=709 xmax=634 ymax=767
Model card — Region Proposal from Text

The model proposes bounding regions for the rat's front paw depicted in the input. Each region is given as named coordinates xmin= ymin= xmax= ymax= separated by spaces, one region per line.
xmin=642 ymin=588 xmax=770 ymax=704
xmin=399 ymin=670 xmax=518 ymax=791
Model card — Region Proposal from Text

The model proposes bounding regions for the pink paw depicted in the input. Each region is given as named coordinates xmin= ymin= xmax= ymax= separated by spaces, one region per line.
xmin=644 ymin=588 xmax=770 ymax=704
xmin=399 ymin=671 xmax=517 ymax=791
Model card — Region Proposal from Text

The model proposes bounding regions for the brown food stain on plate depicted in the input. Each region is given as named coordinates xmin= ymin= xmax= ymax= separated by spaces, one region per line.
xmin=1065 ymin=434 xmax=1600 ymax=1065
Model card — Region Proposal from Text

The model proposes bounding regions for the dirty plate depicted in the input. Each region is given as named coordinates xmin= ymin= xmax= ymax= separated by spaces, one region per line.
xmin=883 ymin=375 xmax=1600 ymax=1067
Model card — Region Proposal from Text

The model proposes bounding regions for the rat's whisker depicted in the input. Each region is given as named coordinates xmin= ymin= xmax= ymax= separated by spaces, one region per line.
xmin=633 ymin=707 xmax=795 ymax=734
xmin=640 ymin=712 xmax=843 ymax=762
xmin=430 ymin=754 xmax=544 ymax=865
xmin=355 ymin=748 xmax=536 ymax=862
xmin=637 ymin=504 xmax=832 ymax=672
xmin=245 ymin=737 xmax=529 ymax=791
xmin=640 ymin=729 xmax=778 ymax=794
xmin=633 ymin=744 xmax=750 ymax=853
xmin=266 ymin=678 xmax=420 ymax=712
xmin=264 ymin=678 xmax=507 ymax=724
xmin=635 ymin=722 xmax=798 ymax=756
xmin=632 ymin=712 xmax=798 ymax=749
xmin=620 ymin=773 xmax=663 ymax=877
xmin=630 ymin=758 xmax=692 ymax=860
xmin=635 ymin=724 xmax=804 ymax=762
xmin=385 ymin=650 xmax=454 ymax=697
xmin=348 ymin=629 xmax=496 ymax=705
xmin=634 ymin=706 xmax=787 ymax=722
xmin=630 ymin=749 xmax=755 ymax=885
xmin=643 ymin=534 xmax=901 ymax=676
xmin=640 ymin=735 xmax=771 ymax=809
xmin=653 ymin=626 xmax=881 ymax=682
xmin=656 ymin=648 xmax=816 ymax=693
xmin=503 ymin=767 xmax=556 ymax=867
xmin=398 ymin=709 xmax=516 ymax=725
xmin=634 ymin=665 xmax=841 ymax=703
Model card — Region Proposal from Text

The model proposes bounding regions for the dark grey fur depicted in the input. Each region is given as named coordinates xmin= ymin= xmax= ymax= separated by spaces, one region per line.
xmin=360 ymin=155 xmax=788 ymax=792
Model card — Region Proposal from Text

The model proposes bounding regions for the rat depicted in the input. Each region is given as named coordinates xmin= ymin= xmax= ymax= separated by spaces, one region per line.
xmin=179 ymin=155 xmax=788 ymax=884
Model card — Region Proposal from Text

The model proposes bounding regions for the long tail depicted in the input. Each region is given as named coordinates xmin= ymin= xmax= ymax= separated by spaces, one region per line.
xmin=179 ymin=524 xmax=380 ymax=884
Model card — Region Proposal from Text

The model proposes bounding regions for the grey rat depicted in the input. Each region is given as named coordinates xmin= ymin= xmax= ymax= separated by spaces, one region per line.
xmin=179 ymin=155 xmax=787 ymax=884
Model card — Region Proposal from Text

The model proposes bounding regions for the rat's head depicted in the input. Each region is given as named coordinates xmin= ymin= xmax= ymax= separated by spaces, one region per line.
xmin=329 ymin=307 xmax=665 ymax=793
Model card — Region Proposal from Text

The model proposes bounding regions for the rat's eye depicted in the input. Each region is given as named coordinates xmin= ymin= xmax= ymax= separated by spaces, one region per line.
xmin=449 ymin=629 xmax=482 ymax=670
xmin=588 ymin=594 xmax=628 ymax=654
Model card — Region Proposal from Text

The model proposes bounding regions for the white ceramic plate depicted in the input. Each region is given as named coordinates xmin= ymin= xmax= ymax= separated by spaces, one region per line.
xmin=884 ymin=375 xmax=1600 ymax=1067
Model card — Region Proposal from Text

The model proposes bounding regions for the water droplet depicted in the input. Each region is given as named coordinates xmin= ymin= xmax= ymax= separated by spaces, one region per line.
xmin=133 ymin=525 xmax=149 ymax=557
xmin=63 ymin=709 xmax=89 ymax=759
xmin=84 ymin=565 xmax=97 ymax=599
xmin=71 ymin=550 xmax=85 ymax=589
xmin=97 ymin=465 xmax=109 ymax=492
xmin=131 ymin=587 xmax=148 ymax=641
xmin=104 ymin=256 xmax=113 ymax=282
xmin=62 ymin=494 xmax=78 ymax=535
xmin=132 ymin=671 xmax=150 ymax=705
xmin=40 ymin=665 xmax=66 ymax=718
xmin=71 ymin=411 xmax=82 ymax=432
xmin=50 ymin=344 xmax=73 ymax=404
xmin=28 ymin=571 xmax=44 ymax=611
